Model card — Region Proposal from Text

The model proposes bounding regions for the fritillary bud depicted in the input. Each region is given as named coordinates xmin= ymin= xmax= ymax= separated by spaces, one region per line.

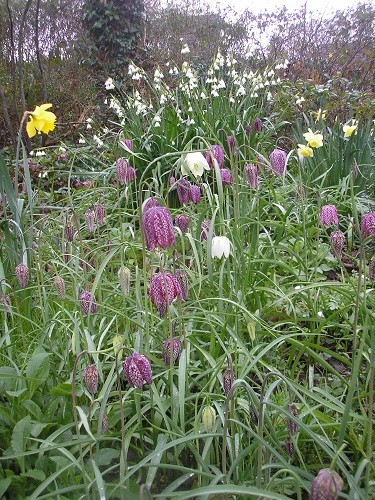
xmin=320 ymin=205 xmax=339 ymax=227
xmin=223 ymin=364 xmax=234 ymax=396
xmin=0 ymin=295 xmax=11 ymax=313
xmin=15 ymin=263 xmax=29 ymax=289
xmin=94 ymin=203 xmax=106 ymax=226
xmin=122 ymin=139 xmax=133 ymax=151
xmin=162 ymin=337 xmax=182 ymax=365
xmin=202 ymin=405 xmax=216 ymax=432
xmin=123 ymin=352 xmax=153 ymax=388
xmin=361 ymin=212 xmax=375 ymax=239
xmin=269 ymin=148 xmax=287 ymax=176
xmin=83 ymin=364 xmax=99 ymax=394
xmin=285 ymin=436 xmax=295 ymax=458
xmin=80 ymin=290 xmax=97 ymax=315
xmin=226 ymin=135 xmax=235 ymax=153
xmin=330 ymin=230 xmax=345 ymax=257
xmin=287 ymin=403 xmax=299 ymax=435
xmin=54 ymin=275 xmax=65 ymax=299
xmin=310 ymin=469 xmax=344 ymax=500
xmin=176 ymin=178 xmax=191 ymax=205
xmin=101 ymin=414 xmax=108 ymax=433
xmin=118 ymin=266 xmax=131 ymax=296
xmin=85 ymin=208 xmax=95 ymax=233
xmin=175 ymin=269 xmax=188 ymax=300
xmin=253 ymin=118 xmax=263 ymax=132
xmin=65 ymin=222 xmax=75 ymax=242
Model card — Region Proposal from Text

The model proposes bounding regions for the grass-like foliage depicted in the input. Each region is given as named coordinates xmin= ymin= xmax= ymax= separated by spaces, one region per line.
xmin=0 ymin=52 xmax=374 ymax=499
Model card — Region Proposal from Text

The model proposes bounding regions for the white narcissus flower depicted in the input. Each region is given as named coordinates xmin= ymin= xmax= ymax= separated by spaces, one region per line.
xmin=303 ymin=128 xmax=323 ymax=148
xmin=211 ymin=236 xmax=231 ymax=259
xmin=181 ymin=152 xmax=210 ymax=178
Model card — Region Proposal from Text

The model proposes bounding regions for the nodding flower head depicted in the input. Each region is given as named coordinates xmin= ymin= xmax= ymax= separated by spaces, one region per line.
xmin=143 ymin=197 xmax=161 ymax=212
xmin=330 ymin=230 xmax=345 ymax=257
xmin=253 ymin=118 xmax=263 ymax=132
xmin=123 ymin=352 xmax=152 ymax=388
xmin=15 ymin=263 xmax=29 ymax=289
xmin=116 ymin=158 xmax=136 ymax=185
xmin=310 ymin=469 xmax=343 ymax=500
xmin=205 ymin=145 xmax=224 ymax=169
xmin=94 ymin=203 xmax=106 ymax=226
xmin=174 ymin=214 xmax=190 ymax=233
xmin=189 ymin=184 xmax=201 ymax=204
xmin=54 ymin=275 xmax=66 ymax=300
xmin=122 ymin=139 xmax=133 ymax=151
xmin=80 ymin=290 xmax=97 ymax=315
xmin=226 ymin=135 xmax=235 ymax=153
xmin=65 ymin=221 xmax=75 ymax=242
xmin=320 ymin=205 xmax=339 ymax=227
xmin=142 ymin=205 xmax=175 ymax=251
xmin=244 ymin=164 xmax=260 ymax=188
xmin=220 ymin=168 xmax=233 ymax=186
xmin=361 ymin=212 xmax=375 ymax=239
xmin=269 ymin=148 xmax=287 ymax=176
xmin=149 ymin=272 xmax=183 ymax=317
xmin=85 ymin=208 xmax=95 ymax=233
xmin=162 ymin=337 xmax=182 ymax=365
xmin=176 ymin=178 xmax=191 ymax=205
xmin=175 ymin=269 xmax=189 ymax=300
xmin=83 ymin=364 xmax=99 ymax=394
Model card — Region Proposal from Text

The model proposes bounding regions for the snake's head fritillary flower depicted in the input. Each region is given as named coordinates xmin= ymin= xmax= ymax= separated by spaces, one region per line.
xmin=176 ymin=178 xmax=191 ymax=205
xmin=223 ymin=363 xmax=234 ymax=396
xmin=116 ymin=158 xmax=136 ymax=185
xmin=269 ymin=149 xmax=287 ymax=176
xmin=142 ymin=205 xmax=175 ymax=251
xmin=302 ymin=128 xmax=323 ymax=148
xmin=80 ymin=290 xmax=97 ymax=315
xmin=54 ymin=275 xmax=66 ymax=300
xmin=143 ymin=197 xmax=161 ymax=212
xmin=174 ymin=214 xmax=190 ymax=233
xmin=181 ymin=152 xmax=210 ymax=178
xmin=320 ymin=205 xmax=339 ymax=227
xmin=360 ymin=212 xmax=375 ymax=239
xmin=26 ymin=103 xmax=57 ymax=138
xmin=121 ymin=139 xmax=133 ymax=151
xmin=330 ymin=230 xmax=345 ymax=257
xmin=175 ymin=269 xmax=189 ymax=300
xmin=244 ymin=164 xmax=259 ymax=188
xmin=94 ymin=203 xmax=106 ymax=226
xmin=149 ymin=272 xmax=183 ymax=317
xmin=310 ymin=469 xmax=343 ymax=500
xmin=202 ymin=405 xmax=216 ymax=432
xmin=123 ymin=352 xmax=153 ymax=388
xmin=253 ymin=118 xmax=262 ymax=132
xmin=83 ymin=364 xmax=99 ymax=394
xmin=189 ymin=184 xmax=201 ymax=204
xmin=211 ymin=236 xmax=231 ymax=259
xmin=220 ymin=168 xmax=232 ymax=186
xmin=15 ymin=263 xmax=29 ymax=289
xmin=162 ymin=337 xmax=182 ymax=365
xmin=205 ymin=145 xmax=225 ymax=169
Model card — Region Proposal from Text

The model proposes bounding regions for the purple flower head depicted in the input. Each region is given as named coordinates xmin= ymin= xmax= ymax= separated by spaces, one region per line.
xmin=320 ymin=205 xmax=339 ymax=227
xmin=175 ymin=214 xmax=190 ymax=233
xmin=205 ymin=145 xmax=225 ymax=169
xmin=116 ymin=158 xmax=136 ymax=185
xmin=223 ymin=364 xmax=234 ymax=396
xmin=169 ymin=176 xmax=176 ymax=187
xmin=269 ymin=148 xmax=287 ymax=176
xmin=200 ymin=220 xmax=213 ymax=241
xmin=122 ymin=139 xmax=133 ymax=151
xmin=58 ymin=152 xmax=68 ymax=162
xmin=65 ymin=222 xmax=75 ymax=242
xmin=226 ymin=135 xmax=235 ymax=153
xmin=162 ymin=337 xmax=182 ymax=365
xmin=361 ymin=212 xmax=375 ymax=239
xmin=80 ymin=290 xmax=97 ymax=315
xmin=220 ymin=168 xmax=233 ymax=186
xmin=94 ymin=203 xmax=106 ymax=226
xmin=54 ymin=275 xmax=66 ymax=300
xmin=85 ymin=208 xmax=95 ymax=233
xmin=142 ymin=206 xmax=175 ymax=251
xmin=253 ymin=118 xmax=263 ymax=132
xmin=310 ymin=469 xmax=344 ymax=500
xmin=81 ymin=180 xmax=94 ymax=189
xmin=15 ymin=263 xmax=29 ymax=289
xmin=244 ymin=164 xmax=260 ymax=189
xmin=143 ymin=197 xmax=161 ymax=212
xmin=123 ymin=352 xmax=153 ymax=388
xmin=175 ymin=269 xmax=189 ymax=300
xmin=149 ymin=272 xmax=183 ymax=317
xmin=84 ymin=364 xmax=99 ymax=394
xmin=176 ymin=178 xmax=191 ymax=205
xmin=330 ymin=230 xmax=345 ymax=257
xmin=189 ymin=184 xmax=201 ymax=204
xmin=244 ymin=124 xmax=252 ymax=137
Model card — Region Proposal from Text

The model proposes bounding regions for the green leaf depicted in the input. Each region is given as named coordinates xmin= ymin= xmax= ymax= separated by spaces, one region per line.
xmin=21 ymin=469 xmax=46 ymax=481
xmin=0 ymin=478 xmax=11 ymax=498
xmin=11 ymin=415 xmax=31 ymax=473
xmin=25 ymin=352 xmax=50 ymax=397
xmin=93 ymin=448 xmax=120 ymax=466
xmin=50 ymin=382 xmax=72 ymax=397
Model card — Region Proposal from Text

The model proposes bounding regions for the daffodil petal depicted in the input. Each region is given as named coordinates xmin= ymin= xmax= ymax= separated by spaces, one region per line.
xmin=26 ymin=119 xmax=36 ymax=138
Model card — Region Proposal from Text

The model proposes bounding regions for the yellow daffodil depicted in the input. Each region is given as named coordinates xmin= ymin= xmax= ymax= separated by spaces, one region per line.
xmin=298 ymin=144 xmax=314 ymax=157
xmin=302 ymin=128 xmax=323 ymax=148
xmin=343 ymin=121 xmax=358 ymax=138
xmin=26 ymin=103 xmax=57 ymax=138
xmin=315 ymin=108 xmax=327 ymax=122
